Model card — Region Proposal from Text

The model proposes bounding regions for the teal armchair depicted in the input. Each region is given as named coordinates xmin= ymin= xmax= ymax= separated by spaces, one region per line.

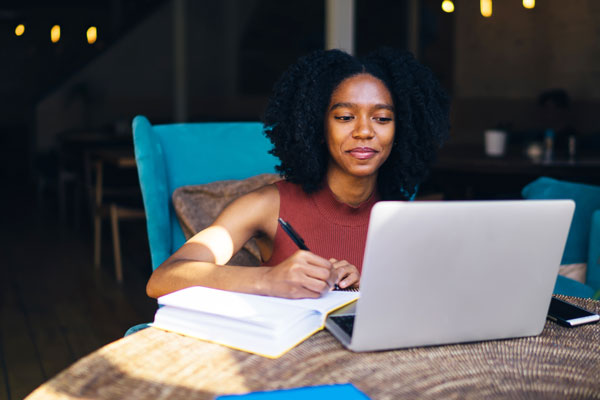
xmin=132 ymin=115 xmax=280 ymax=271
xmin=522 ymin=177 xmax=600 ymax=298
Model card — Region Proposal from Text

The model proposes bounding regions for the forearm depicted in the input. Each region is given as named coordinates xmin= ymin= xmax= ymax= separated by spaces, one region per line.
xmin=146 ymin=260 xmax=271 ymax=298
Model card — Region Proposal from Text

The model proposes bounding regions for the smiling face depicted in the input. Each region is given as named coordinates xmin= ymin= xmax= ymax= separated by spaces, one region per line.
xmin=324 ymin=73 xmax=395 ymax=182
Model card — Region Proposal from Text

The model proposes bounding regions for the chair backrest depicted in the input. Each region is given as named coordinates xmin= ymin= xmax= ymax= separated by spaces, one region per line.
xmin=522 ymin=177 xmax=600 ymax=266
xmin=587 ymin=210 xmax=600 ymax=291
xmin=132 ymin=115 xmax=280 ymax=270
xmin=522 ymin=176 xmax=600 ymax=297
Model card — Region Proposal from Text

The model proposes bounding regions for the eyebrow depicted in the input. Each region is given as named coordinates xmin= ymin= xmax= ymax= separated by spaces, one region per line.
xmin=329 ymin=102 xmax=395 ymax=112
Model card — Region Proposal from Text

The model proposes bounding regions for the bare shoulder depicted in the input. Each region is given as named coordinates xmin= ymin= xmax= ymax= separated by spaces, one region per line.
xmin=242 ymin=181 xmax=279 ymax=204
xmin=213 ymin=182 xmax=280 ymax=238
xmin=227 ymin=182 xmax=279 ymax=214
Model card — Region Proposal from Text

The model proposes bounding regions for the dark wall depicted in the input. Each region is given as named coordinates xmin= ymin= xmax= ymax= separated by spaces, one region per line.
xmin=451 ymin=0 xmax=600 ymax=145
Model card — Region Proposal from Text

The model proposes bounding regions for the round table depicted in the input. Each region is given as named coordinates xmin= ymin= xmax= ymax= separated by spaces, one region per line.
xmin=26 ymin=296 xmax=600 ymax=400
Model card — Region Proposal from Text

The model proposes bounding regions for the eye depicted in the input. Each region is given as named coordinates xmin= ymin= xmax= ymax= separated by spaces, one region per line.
xmin=374 ymin=116 xmax=393 ymax=123
xmin=334 ymin=115 xmax=354 ymax=121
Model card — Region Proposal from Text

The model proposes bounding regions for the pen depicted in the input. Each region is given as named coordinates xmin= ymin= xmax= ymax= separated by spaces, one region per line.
xmin=277 ymin=218 xmax=343 ymax=290
xmin=277 ymin=218 xmax=309 ymax=250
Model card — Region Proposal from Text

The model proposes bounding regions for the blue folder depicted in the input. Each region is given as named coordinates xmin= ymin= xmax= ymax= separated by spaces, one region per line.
xmin=215 ymin=383 xmax=370 ymax=399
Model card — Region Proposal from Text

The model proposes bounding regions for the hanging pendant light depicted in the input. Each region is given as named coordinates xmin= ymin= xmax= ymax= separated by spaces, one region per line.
xmin=87 ymin=26 xmax=97 ymax=44
xmin=480 ymin=0 xmax=492 ymax=17
xmin=15 ymin=24 xmax=25 ymax=36
xmin=51 ymin=25 xmax=61 ymax=43
xmin=441 ymin=0 xmax=455 ymax=13
xmin=523 ymin=0 xmax=535 ymax=9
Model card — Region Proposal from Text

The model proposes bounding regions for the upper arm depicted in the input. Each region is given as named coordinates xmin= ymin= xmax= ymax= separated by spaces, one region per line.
xmin=175 ymin=184 xmax=280 ymax=265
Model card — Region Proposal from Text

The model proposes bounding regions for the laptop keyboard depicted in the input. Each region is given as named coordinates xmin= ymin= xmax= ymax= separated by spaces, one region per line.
xmin=330 ymin=315 xmax=355 ymax=336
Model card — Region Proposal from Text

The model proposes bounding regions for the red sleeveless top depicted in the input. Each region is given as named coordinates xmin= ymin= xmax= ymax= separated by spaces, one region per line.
xmin=263 ymin=180 xmax=379 ymax=273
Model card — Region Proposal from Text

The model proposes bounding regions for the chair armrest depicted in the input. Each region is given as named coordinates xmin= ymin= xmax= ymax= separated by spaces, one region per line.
xmin=553 ymin=275 xmax=595 ymax=299
xmin=133 ymin=115 xmax=172 ymax=270
xmin=587 ymin=209 xmax=600 ymax=295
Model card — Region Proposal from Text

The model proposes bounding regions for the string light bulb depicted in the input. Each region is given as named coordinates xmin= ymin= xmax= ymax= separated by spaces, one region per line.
xmin=441 ymin=0 xmax=455 ymax=13
xmin=523 ymin=0 xmax=535 ymax=9
xmin=480 ymin=0 xmax=492 ymax=17
xmin=51 ymin=25 xmax=61 ymax=43
xmin=15 ymin=24 xmax=25 ymax=36
xmin=87 ymin=26 xmax=97 ymax=44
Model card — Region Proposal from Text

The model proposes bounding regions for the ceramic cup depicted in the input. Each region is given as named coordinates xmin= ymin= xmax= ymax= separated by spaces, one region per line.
xmin=484 ymin=129 xmax=507 ymax=157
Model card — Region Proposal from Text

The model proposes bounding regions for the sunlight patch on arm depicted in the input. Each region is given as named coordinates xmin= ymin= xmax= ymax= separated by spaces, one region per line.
xmin=189 ymin=226 xmax=235 ymax=266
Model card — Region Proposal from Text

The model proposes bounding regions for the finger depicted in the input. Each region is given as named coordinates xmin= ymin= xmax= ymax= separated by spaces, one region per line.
xmin=302 ymin=263 xmax=334 ymax=284
xmin=326 ymin=268 xmax=337 ymax=288
xmin=296 ymin=250 xmax=332 ymax=269
xmin=331 ymin=259 xmax=348 ymax=268
xmin=334 ymin=265 xmax=351 ymax=282
xmin=300 ymin=274 xmax=333 ymax=295
xmin=331 ymin=261 xmax=355 ymax=278
xmin=338 ymin=271 xmax=360 ymax=289
xmin=293 ymin=252 xmax=335 ymax=288
xmin=332 ymin=262 xmax=360 ymax=288
xmin=332 ymin=263 xmax=353 ymax=276
xmin=334 ymin=266 xmax=353 ymax=286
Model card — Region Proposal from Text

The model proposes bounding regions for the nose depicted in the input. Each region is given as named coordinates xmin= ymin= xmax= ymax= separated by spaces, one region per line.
xmin=353 ymin=115 xmax=375 ymax=139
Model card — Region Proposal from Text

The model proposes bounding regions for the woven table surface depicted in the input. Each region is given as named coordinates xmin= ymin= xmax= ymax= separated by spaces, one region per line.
xmin=27 ymin=296 xmax=600 ymax=400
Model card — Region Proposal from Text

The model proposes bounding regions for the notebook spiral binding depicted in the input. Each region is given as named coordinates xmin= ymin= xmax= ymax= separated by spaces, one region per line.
xmin=335 ymin=286 xmax=360 ymax=292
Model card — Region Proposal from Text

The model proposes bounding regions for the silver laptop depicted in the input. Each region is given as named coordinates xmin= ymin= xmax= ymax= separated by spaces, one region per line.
xmin=326 ymin=200 xmax=574 ymax=352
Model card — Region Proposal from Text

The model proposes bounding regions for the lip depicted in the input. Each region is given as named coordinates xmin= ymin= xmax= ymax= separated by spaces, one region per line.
xmin=347 ymin=147 xmax=379 ymax=160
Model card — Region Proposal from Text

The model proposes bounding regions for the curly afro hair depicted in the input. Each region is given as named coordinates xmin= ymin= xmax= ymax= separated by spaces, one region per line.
xmin=263 ymin=48 xmax=449 ymax=200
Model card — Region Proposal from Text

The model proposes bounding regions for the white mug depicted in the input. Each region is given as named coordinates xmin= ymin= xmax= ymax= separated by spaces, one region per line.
xmin=484 ymin=129 xmax=507 ymax=157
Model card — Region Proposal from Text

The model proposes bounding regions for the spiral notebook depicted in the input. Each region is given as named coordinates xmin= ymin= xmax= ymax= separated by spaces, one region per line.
xmin=152 ymin=285 xmax=359 ymax=358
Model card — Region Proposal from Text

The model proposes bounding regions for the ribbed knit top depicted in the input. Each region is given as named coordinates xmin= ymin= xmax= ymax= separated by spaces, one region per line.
xmin=263 ymin=180 xmax=379 ymax=273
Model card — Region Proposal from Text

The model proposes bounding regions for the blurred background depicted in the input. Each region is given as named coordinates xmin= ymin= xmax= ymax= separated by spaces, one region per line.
xmin=1 ymin=0 xmax=599 ymax=398
xmin=2 ymin=0 xmax=599 ymax=201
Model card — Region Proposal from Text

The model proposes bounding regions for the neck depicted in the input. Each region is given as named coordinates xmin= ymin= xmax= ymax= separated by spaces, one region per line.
xmin=325 ymin=169 xmax=377 ymax=207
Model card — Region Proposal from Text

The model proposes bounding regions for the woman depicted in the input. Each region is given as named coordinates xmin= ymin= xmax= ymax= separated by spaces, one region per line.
xmin=146 ymin=48 xmax=449 ymax=299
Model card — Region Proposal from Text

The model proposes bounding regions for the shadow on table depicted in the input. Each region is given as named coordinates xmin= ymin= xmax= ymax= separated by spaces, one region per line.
xmin=26 ymin=354 xmax=215 ymax=400
xmin=26 ymin=301 xmax=600 ymax=400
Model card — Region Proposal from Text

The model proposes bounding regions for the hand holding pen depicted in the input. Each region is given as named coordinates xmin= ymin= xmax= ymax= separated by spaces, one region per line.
xmin=277 ymin=218 xmax=359 ymax=291
xmin=261 ymin=222 xmax=334 ymax=298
